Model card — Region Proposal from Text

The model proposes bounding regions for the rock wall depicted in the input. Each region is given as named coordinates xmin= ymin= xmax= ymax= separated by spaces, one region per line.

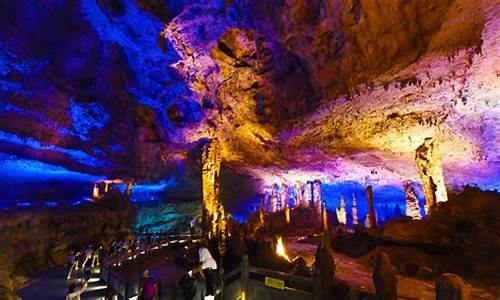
xmin=0 ymin=203 xmax=134 ymax=298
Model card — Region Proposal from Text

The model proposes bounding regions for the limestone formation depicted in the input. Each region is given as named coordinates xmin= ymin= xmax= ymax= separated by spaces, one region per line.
xmin=295 ymin=183 xmax=305 ymax=207
xmin=436 ymin=273 xmax=471 ymax=300
xmin=201 ymin=138 xmax=222 ymax=235
xmin=366 ymin=186 xmax=377 ymax=228
xmin=415 ymin=138 xmax=448 ymax=214
xmin=352 ymin=193 xmax=359 ymax=226
xmin=304 ymin=181 xmax=314 ymax=208
xmin=313 ymin=180 xmax=322 ymax=215
xmin=404 ymin=181 xmax=422 ymax=219
xmin=270 ymin=184 xmax=279 ymax=212
xmin=373 ymin=252 xmax=398 ymax=300
xmin=336 ymin=196 xmax=347 ymax=227
xmin=281 ymin=183 xmax=289 ymax=211
xmin=313 ymin=232 xmax=336 ymax=300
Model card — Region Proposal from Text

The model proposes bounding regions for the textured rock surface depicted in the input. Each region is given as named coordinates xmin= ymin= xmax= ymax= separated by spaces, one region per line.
xmin=0 ymin=202 xmax=134 ymax=298
xmin=0 ymin=0 xmax=498 ymax=205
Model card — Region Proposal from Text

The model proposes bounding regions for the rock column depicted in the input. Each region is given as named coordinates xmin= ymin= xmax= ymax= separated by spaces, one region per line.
xmin=295 ymin=183 xmax=304 ymax=207
xmin=201 ymin=138 xmax=222 ymax=236
xmin=313 ymin=180 xmax=322 ymax=215
xmin=404 ymin=181 xmax=422 ymax=219
xmin=365 ymin=186 xmax=377 ymax=228
xmin=270 ymin=183 xmax=279 ymax=212
xmin=415 ymin=138 xmax=448 ymax=214
xmin=304 ymin=181 xmax=313 ymax=208
xmin=352 ymin=193 xmax=359 ymax=226
xmin=373 ymin=252 xmax=397 ymax=300
xmin=281 ymin=184 xmax=289 ymax=211
xmin=336 ymin=196 xmax=347 ymax=227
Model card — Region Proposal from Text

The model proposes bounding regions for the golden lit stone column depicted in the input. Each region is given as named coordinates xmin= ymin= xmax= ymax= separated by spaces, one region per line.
xmin=201 ymin=138 xmax=222 ymax=235
xmin=415 ymin=138 xmax=448 ymax=214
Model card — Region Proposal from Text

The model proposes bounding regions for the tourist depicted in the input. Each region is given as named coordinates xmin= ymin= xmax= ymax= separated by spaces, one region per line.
xmin=138 ymin=270 xmax=158 ymax=300
xmin=198 ymin=244 xmax=221 ymax=298
xmin=66 ymin=251 xmax=76 ymax=280
xmin=66 ymin=280 xmax=87 ymax=300
xmin=83 ymin=245 xmax=93 ymax=267
xmin=92 ymin=245 xmax=101 ymax=267
xmin=83 ymin=259 xmax=93 ymax=282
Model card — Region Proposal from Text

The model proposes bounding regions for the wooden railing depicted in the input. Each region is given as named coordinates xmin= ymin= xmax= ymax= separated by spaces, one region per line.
xmin=100 ymin=235 xmax=201 ymax=299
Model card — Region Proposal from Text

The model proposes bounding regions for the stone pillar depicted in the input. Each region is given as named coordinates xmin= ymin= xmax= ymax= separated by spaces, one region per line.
xmin=415 ymin=137 xmax=448 ymax=214
xmin=304 ymin=181 xmax=313 ymax=208
xmin=92 ymin=184 xmax=100 ymax=199
xmin=313 ymin=180 xmax=322 ymax=215
xmin=373 ymin=252 xmax=397 ymax=300
xmin=125 ymin=181 xmax=133 ymax=197
xmin=295 ymin=183 xmax=304 ymax=207
xmin=436 ymin=273 xmax=470 ymax=300
xmin=404 ymin=181 xmax=422 ymax=219
xmin=270 ymin=183 xmax=279 ymax=212
xmin=313 ymin=232 xmax=335 ymax=300
xmin=352 ymin=193 xmax=359 ymax=226
xmin=322 ymin=200 xmax=328 ymax=231
xmin=201 ymin=138 xmax=222 ymax=236
xmin=281 ymin=183 xmax=289 ymax=211
xmin=336 ymin=196 xmax=347 ymax=227
xmin=365 ymin=186 xmax=377 ymax=228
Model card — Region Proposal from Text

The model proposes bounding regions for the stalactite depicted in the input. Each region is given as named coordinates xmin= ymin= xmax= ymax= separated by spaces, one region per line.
xmin=415 ymin=137 xmax=448 ymax=214
xmin=365 ymin=185 xmax=377 ymax=228
xmin=352 ymin=193 xmax=359 ymax=226
xmin=271 ymin=183 xmax=279 ymax=212
xmin=313 ymin=180 xmax=322 ymax=215
xmin=201 ymin=137 xmax=222 ymax=236
xmin=336 ymin=196 xmax=347 ymax=227
xmin=404 ymin=181 xmax=422 ymax=220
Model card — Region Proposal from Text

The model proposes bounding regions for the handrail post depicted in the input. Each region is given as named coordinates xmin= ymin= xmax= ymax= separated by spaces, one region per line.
xmin=241 ymin=255 xmax=249 ymax=300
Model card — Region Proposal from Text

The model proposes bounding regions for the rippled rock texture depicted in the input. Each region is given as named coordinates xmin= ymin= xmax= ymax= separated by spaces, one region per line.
xmin=0 ymin=0 xmax=498 ymax=204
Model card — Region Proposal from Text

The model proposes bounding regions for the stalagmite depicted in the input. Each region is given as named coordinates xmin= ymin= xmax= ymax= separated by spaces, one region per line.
xmin=365 ymin=185 xmax=377 ymax=228
xmin=322 ymin=200 xmax=328 ymax=230
xmin=352 ymin=193 xmax=359 ymax=226
xmin=373 ymin=252 xmax=398 ymax=300
xmin=125 ymin=181 xmax=133 ymax=197
xmin=404 ymin=181 xmax=422 ymax=219
xmin=336 ymin=196 xmax=347 ymax=227
xmin=415 ymin=138 xmax=448 ymax=214
xmin=92 ymin=184 xmax=100 ymax=199
xmin=304 ymin=181 xmax=313 ymax=208
xmin=313 ymin=180 xmax=322 ymax=215
xmin=270 ymin=183 xmax=279 ymax=212
xmin=201 ymin=138 xmax=222 ymax=236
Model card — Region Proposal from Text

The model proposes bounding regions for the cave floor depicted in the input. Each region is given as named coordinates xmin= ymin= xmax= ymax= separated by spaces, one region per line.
xmin=284 ymin=237 xmax=496 ymax=300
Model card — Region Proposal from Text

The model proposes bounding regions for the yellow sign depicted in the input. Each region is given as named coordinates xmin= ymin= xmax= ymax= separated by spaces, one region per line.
xmin=265 ymin=276 xmax=285 ymax=290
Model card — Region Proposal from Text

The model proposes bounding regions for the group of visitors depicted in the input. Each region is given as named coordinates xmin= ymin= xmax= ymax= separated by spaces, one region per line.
xmin=133 ymin=241 xmax=221 ymax=300
xmin=66 ymin=245 xmax=101 ymax=280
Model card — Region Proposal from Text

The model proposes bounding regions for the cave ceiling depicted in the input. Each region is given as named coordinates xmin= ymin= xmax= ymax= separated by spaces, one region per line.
xmin=0 ymin=0 xmax=498 ymax=194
